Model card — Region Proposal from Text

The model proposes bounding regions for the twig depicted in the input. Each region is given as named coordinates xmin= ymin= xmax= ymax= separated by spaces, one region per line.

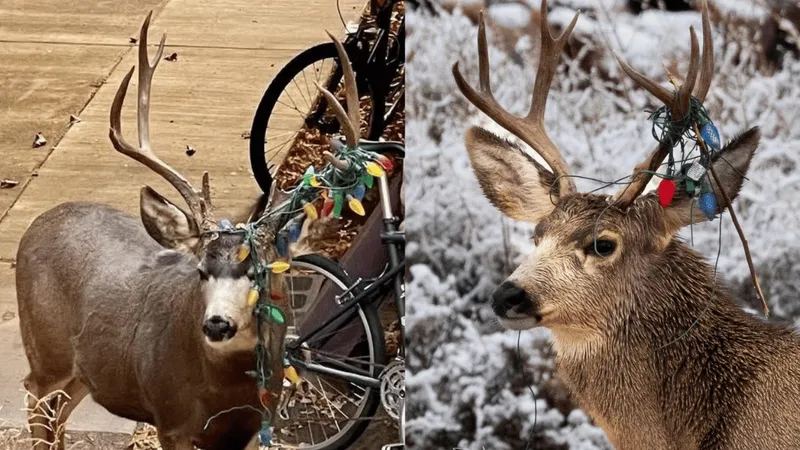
xmin=693 ymin=124 xmax=768 ymax=316
xmin=500 ymin=217 xmax=512 ymax=277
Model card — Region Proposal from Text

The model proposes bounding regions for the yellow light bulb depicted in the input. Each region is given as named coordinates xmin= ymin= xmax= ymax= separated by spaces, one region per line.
xmin=284 ymin=365 xmax=302 ymax=386
xmin=237 ymin=245 xmax=250 ymax=262
xmin=366 ymin=162 xmax=385 ymax=177
xmin=269 ymin=261 xmax=291 ymax=274
xmin=348 ymin=197 xmax=365 ymax=216
xmin=247 ymin=289 xmax=259 ymax=306
xmin=303 ymin=202 xmax=318 ymax=221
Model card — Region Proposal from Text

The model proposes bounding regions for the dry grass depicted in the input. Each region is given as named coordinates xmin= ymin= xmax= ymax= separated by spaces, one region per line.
xmin=128 ymin=424 xmax=160 ymax=450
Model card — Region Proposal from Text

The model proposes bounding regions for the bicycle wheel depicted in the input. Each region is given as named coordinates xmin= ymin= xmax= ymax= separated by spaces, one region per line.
xmin=276 ymin=254 xmax=387 ymax=449
xmin=249 ymin=42 xmax=385 ymax=195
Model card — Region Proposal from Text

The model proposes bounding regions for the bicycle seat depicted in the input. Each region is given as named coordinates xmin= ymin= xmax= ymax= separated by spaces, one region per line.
xmin=331 ymin=138 xmax=405 ymax=156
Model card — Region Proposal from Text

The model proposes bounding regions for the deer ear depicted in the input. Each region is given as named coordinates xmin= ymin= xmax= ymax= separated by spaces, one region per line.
xmin=465 ymin=126 xmax=558 ymax=223
xmin=140 ymin=186 xmax=201 ymax=253
xmin=663 ymin=127 xmax=760 ymax=234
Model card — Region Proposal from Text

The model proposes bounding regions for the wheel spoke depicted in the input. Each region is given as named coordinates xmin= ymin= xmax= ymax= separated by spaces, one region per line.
xmin=266 ymin=135 xmax=297 ymax=161
xmin=301 ymin=68 xmax=316 ymax=110
xmin=320 ymin=377 xmax=363 ymax=408
xmin=276 ymin=98 xmax=311 ymax=121
xmin=272 ymin=259 xmax=380 ymax=448
xmin=316 ymin=378 xmax=343 ymax=432
xmin=291 ymin=77 xmax=311 ymax=111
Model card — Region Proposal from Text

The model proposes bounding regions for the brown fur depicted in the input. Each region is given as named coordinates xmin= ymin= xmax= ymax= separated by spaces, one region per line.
xmin=468 ymin=124 xmax=800 ymax=449
xmin=16 ymin=201 xmax=284 ymax=450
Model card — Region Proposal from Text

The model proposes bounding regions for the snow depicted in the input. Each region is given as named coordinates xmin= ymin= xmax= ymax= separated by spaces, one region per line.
xmin=488 ymin=3 xmax=533 ymax=29
xmin=407 ymin=1 xmax=800 ymax=448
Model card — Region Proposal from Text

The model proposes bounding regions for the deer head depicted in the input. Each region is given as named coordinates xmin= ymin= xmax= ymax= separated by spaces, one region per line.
xmin=110 ymin=13 xmax=277 ymax=349
xmin=453 ymin=0 xmax=760 ymax=335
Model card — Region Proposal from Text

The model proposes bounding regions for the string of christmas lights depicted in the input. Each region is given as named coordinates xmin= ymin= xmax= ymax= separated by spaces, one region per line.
xmin=650 ymin=97 xmax=722 ymax=220
xmin=272 ymin=141 xmax=395 ymax=257
xmin=206 ymin=142 xmax=395 ymax=445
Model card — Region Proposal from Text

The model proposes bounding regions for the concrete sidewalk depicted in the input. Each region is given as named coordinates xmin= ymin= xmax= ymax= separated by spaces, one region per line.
xmin=0 ymin=0 xmax=364 ymax=435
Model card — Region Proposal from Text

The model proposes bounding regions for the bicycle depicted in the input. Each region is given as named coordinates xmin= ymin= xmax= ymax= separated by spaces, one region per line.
xmin=255 ymin=32 xmax=405 ymax=450
xmin=272 ymin=141 xmax=405 ymax=448
xmin=249 ymin=0 xmax=405 ymax=195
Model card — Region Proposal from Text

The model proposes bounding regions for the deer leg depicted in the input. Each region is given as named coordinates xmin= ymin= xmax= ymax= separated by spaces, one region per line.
xmin=25 ymin=392 xmax=53 ymax=450
xmin=156 ymin=433 xmax=194 ymax=450
xmin=51 ymin=378 xmax=89 ymax=450
xmin=24 ymin=375 xmax=66 ymax=450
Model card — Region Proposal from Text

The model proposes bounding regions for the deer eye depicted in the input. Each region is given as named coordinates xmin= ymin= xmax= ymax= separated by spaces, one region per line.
xmin=585 ymin=239 xmax=616 ymax=257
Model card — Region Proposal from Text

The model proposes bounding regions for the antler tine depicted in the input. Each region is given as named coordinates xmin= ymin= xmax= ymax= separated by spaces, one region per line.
xmin=453 ymin=1 xmax=580 ymax=195
xmin=613 ymin=2 xmax=713 ymax=207
xmin=314 ymin=82 xmax=358 ymax=147
xmin=327 ymin=32 xmax=360 ymax=141
xmin=109 ymin=12 xmax=211 ymax=230
xmin=676 ymin=27 xmax=700 ymax=117
xmin=476 ymin=12 xmax=493 ymax=97
xmin=314 ymin=33 xmax=360 ymax=148
xmin=613 ymin=54 xmax=675 ymax=107
xmin=528 ymin=0 xmax=579 ymax=124
xmin=693 ymin=0 xmax=714 ymax=102
xmin=137 ymin=11 xmax=166 ymax=151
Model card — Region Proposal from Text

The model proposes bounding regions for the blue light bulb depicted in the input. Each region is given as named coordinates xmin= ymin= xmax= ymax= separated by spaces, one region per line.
xmin=700 ymin=123 xmax=721 ymax=151
xmin=275 ymin=233 xmax=288 ymax=257
xmin=258 ymin=426 xmax=272 ymax=445
xmin=288 ymin=220 xmax=302 ymax=242
xmin=353 ymin=184 xmax=366 ymax=200
xmin=699 ymin=192 xmax=717 ymax=220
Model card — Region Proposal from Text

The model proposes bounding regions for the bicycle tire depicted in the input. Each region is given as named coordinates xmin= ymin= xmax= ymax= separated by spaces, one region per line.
xmin=280 ymin=254 xmax=388 ymax=450
xmin=249 ymin=43 xmax=385 ymax=195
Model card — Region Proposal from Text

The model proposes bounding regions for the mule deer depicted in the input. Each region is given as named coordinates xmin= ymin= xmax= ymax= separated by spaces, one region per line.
xmin=16 ymin=14 xmax=286 ymax=450
xmin=453 ymin=1 xmax=800 ymax=448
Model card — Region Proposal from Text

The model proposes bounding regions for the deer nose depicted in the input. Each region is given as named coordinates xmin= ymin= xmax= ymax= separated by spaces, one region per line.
xmin=491 ymin=281 xmax=532 ymax=316
xmin=203 ymin=315 xmax=237 ymax=342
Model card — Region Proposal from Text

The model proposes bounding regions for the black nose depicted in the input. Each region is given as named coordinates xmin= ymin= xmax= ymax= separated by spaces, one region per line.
xmin=203 ymin=315 xmax=237 ymax=342
xmin=491 ymin=281 xmax=533 ymax=316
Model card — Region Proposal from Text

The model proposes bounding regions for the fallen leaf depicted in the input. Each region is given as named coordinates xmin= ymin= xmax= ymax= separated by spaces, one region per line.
xmin=0 ymin=179 xmax=19 ymax=189
xmin=32 ymin=132 xmax=46 ymax=148
xmin=241 ymin=131 xmax=251 ymax=140
xmin=69 ymin=114 xmax=81 ymax=125
xmin=185 ymin=145 xmax=196 ymax=156
xmin=165 ymin=52 xmax=178 ymax=62
xmin=129 ymin=37 xmax=138 ymax=44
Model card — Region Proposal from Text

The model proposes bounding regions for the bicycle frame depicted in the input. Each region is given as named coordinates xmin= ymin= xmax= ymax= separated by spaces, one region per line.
xmin=285 ymin=165 xmax=405 ymax=389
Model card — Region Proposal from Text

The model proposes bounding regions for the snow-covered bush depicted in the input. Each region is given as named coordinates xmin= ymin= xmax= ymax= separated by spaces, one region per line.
xmin=406 ymin=1 xmax=800 ymax=448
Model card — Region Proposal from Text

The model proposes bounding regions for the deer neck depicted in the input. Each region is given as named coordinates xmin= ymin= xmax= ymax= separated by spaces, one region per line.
xmin=550 ymin=240 xmax=776 ymax=447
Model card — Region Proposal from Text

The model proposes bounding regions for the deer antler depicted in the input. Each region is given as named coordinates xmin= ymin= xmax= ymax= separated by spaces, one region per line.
xmin=109 ymin=12 xmax=213 ymax=230
xmin=613 ymin=0 xmax=714 ymax=207
xmin=314 ymin=32 xmax=361 ymax=149
xmin=452 ymin=0 xmax=580 ymax=196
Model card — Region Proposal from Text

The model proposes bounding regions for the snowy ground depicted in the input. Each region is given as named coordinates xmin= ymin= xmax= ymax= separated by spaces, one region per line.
xmin=405 ymin=1 xmax=800 ymax=448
